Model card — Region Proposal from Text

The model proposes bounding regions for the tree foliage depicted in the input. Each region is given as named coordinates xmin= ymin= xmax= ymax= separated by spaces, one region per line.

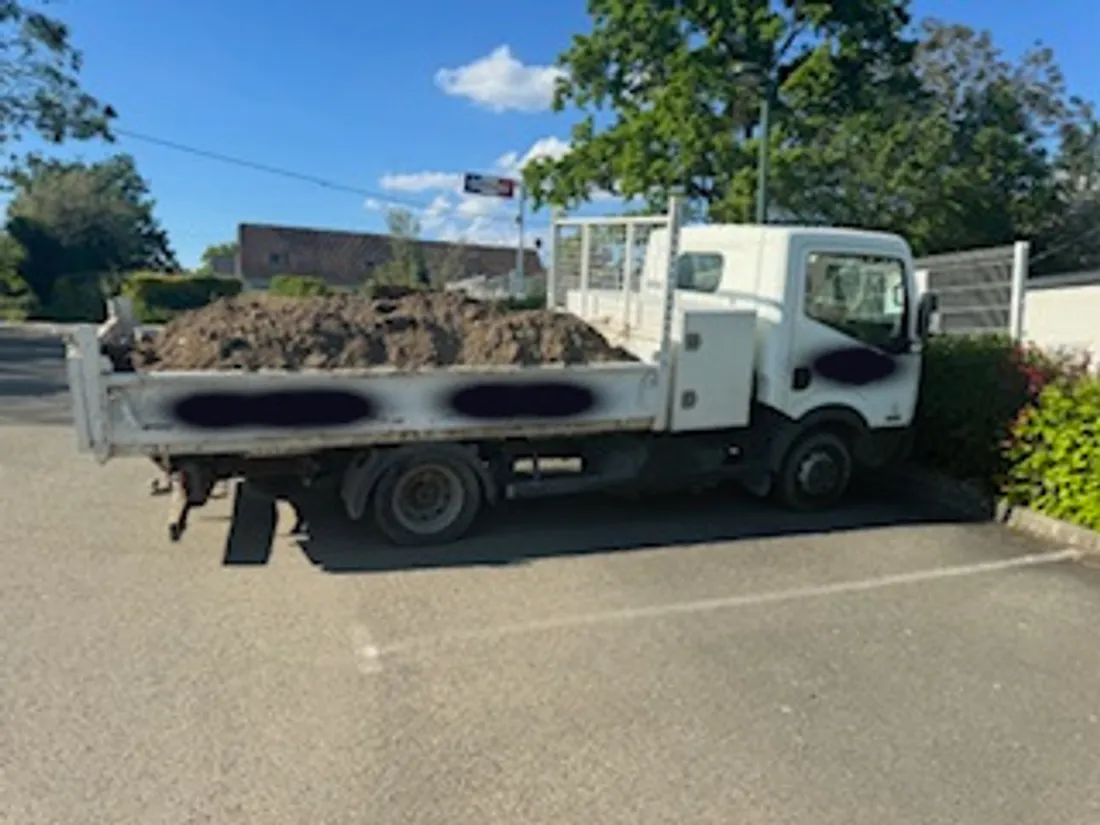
xmin=775 ymin=20 xmax=1094 ymax=260
xmin=526 ymin=2 xmax=1100 ymax=266
xmin=0 ymin=1 xmax=115 ymax=160
xmin=198 ymin=241 xmax=238 ymax=274
xmin=371 ymin=208 xmax=428 ymax=288
xmin=525 ymin=0 xmax=917 ymax=219
xmin=432 ymin=236 xmax=468 ymax=288
xmin=5 ymin=153 xmax=178 ymax=304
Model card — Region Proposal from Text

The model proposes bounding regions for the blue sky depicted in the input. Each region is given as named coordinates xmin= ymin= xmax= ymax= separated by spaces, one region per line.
xmin=25 ymin=0 xmax=1098 ymax=268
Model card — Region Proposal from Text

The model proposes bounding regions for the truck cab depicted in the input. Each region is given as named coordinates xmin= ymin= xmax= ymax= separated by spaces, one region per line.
xmin=656 ymin=224 xmax=927 ymax=487
xmin=660 ymin=224 xmax=921 ymax=424
xmin=562 ymin=217 xmax=932 ymax=508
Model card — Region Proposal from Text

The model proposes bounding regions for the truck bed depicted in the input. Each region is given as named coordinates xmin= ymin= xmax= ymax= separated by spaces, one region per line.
xmin=65 ymin=325 xmax=667 ymax=462
xmin=66 ymin=199 xmax=761 ymax=465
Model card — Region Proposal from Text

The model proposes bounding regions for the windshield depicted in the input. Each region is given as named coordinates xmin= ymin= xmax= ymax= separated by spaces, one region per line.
xmin=804 ymin=253 xmax=908 ymax=350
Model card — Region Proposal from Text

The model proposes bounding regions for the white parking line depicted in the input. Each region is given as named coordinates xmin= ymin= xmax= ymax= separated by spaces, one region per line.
xmin=370 ymin=548 xmax=1082 ymax=662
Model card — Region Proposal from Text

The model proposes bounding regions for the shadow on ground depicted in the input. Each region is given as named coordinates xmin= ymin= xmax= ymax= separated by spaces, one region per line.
xmin=220 ymin=477 xmax=976 ymax=574
xmin=0 ymin=329 xmax=70 ymax=425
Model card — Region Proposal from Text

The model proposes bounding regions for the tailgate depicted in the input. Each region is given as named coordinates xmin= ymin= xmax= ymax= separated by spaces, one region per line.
xmin=64 ymin=327 xmax=104 ymax=456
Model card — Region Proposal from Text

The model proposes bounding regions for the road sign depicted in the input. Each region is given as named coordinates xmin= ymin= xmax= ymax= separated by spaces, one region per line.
xmin=463 ymin=172 xmax=516 ymax=199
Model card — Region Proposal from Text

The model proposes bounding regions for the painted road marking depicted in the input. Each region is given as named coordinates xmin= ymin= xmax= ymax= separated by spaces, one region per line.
xmin=368 ymin=548 xmax=1082 ymax=663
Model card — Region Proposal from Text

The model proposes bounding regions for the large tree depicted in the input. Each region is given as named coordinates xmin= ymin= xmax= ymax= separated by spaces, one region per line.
xmin=525 ymin=4 xmax=1099 ymax=265
xmin=1036 ymin=103 xmax=1100 ymax=274
xmin=523 ymin=0 xmax=918 ymax=220
xmin=772 ymin=20 xmax=1090 ymax=258
xmin=6 ymin=153 xmax=178 ymax=303
xmin=0 ymin=1 xmax=115 ymax=162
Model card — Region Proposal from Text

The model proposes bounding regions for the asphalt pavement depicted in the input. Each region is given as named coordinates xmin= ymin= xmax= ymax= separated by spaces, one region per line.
xmin=2 ymin=326 xmax=1099 ymax=825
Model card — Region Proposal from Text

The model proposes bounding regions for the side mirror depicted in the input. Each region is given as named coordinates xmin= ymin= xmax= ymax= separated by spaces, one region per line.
xmin=916 ymin=291 xmax=939 ymax=341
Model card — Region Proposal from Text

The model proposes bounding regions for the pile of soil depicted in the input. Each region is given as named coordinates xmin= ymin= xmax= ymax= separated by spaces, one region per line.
xmin=133 ymin=289 xmax=636 ymax=371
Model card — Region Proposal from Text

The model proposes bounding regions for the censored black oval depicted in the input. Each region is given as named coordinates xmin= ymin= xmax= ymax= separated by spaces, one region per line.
xmin=171 ymin=390 xmax=377 ymax=429
xmin=446 ymin=382 xmax=598 ymax=420
xmin=811 ymin=346 xmax=898 ymax=387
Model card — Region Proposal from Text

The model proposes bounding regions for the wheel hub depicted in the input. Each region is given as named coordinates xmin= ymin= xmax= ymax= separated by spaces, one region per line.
xmin=797 ymin=450 xmax=840 ymax=497
xmin=392 ymin=464 xmax=465 ymax=534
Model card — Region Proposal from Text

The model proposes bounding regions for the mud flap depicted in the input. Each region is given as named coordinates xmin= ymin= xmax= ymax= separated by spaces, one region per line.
xmin=222 ymin=481 xmax=277 ymax=566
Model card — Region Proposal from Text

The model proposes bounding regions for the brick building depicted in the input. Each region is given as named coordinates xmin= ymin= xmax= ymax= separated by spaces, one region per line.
xmin=236 ymin=223 xmax=544 ymax=292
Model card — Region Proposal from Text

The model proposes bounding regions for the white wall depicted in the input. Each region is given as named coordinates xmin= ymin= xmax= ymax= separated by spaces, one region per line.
xmin=1022 ymin=271 xmax=1100 ymax=361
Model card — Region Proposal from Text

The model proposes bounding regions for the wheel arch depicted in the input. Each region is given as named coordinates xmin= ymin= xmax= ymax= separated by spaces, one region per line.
xmin=340 ymin=443 xmax=496 ymax=521
xmin=765 ymin=405 xmax=868 ymax=473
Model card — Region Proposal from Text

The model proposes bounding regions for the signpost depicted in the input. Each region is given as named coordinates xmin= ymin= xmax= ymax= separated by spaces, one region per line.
xmin=462 ymin=173 xmax=515 ymax=199
xmin=463 ymin=172 xmax=525 ymax=297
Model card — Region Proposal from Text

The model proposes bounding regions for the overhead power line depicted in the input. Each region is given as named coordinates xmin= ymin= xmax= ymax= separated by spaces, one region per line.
xmin=113 ymin=127 xmax=546 ymax=229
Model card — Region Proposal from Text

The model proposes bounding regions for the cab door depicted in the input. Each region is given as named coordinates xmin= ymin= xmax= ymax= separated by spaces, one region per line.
xmin=786 ymin=240 xmax=921 ymax=429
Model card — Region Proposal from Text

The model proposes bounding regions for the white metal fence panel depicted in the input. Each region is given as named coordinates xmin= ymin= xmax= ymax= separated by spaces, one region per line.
xmin=914 ymin=241 xmax=1028 ymax=338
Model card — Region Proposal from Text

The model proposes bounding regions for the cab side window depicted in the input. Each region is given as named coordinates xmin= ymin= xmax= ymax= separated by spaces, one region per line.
xmin=675 ymin=252 xmax=723 ymax=293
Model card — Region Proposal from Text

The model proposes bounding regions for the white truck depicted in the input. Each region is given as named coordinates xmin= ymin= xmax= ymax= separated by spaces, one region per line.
xmin=63 ymin=197 xmax=937 ymax=546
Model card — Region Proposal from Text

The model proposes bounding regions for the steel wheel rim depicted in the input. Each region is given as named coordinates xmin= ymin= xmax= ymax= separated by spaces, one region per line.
xmin=391 ymin=464 xmax=465 ymax=535
xmin=796 ymin=446 xmax=844 ymax=498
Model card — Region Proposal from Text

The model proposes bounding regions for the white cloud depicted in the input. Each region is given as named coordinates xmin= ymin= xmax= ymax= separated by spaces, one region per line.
xmin=421 ymin=194 xmax=453 ymax=230
xmin=435 ymin=46 xmax=565 ymax=113
xmin=495 ymin=137 xmax=617 ymax=202
xmin=369 ymin=135 xmax=621 ymax=246
xmin=455 ymin=195 xmax=501 ymax=220
xmin=494 ymin=136 xmax=571 ymax=178
xmin=378 ymin=171 xmax=463 ymax=193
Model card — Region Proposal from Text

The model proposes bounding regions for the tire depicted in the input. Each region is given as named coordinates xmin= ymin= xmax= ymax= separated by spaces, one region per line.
xmin=372 ymin=449 xmax=483 ymax=546
xmin=774 ymin=429 xmax=854 ymax=511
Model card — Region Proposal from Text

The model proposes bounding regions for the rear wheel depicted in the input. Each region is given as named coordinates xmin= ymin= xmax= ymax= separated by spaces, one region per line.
xmin=774 ymin=429 xmax=853 ymax=511
xmin=372 ymin=450 xmax=483 ymax=546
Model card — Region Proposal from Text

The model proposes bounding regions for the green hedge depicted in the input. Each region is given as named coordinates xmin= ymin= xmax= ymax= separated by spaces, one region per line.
xmin=1002 ymin=376 xmax=1100 ymax=530
xmin=913 ymin=334 xmax=1092 ymax=483
xmin=912 ymin=332 xmax=1098 ymax=531
xmin=912 ymin=335 xmax=1031 ymax=481
xmin=122 ymin=272 xmax=242 ymax=322
xmin=268 ymin=274 xmax=331 ymax=297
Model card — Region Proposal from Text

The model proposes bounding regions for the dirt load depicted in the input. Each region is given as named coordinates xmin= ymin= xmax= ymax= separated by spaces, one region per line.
xmin=134 ymin=289 xmax=637 ymax=371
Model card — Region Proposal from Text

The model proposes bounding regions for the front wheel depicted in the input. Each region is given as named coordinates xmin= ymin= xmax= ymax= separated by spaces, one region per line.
xmin=774 ymin=429 xmax=853 ymax=511
xmin=372 ymin=450 xmax=484 ymax=546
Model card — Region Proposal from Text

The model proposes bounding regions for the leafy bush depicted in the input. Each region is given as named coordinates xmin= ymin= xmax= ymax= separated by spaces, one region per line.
xmin=1002 ymin=376 xmax=1100 ymax=530
xmin=913 ymin=335 xmax=1031 ymax=481
xmin=500 ymin=292 xmax=547 ymax=311
xmin=913 ymin=334 xmax=1092 ymax=483
xmin=0 ymin=268 xmax=38 ymax=320
xmin=268 ymin=274 xmax=331 ymax=297
xmin=42 ymin=273 xmax=108 ymax=322
xmin=0 ymin=294 xmax=38 ymax=321
xmin=122 ymin=272 xmax=242 ymax=322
